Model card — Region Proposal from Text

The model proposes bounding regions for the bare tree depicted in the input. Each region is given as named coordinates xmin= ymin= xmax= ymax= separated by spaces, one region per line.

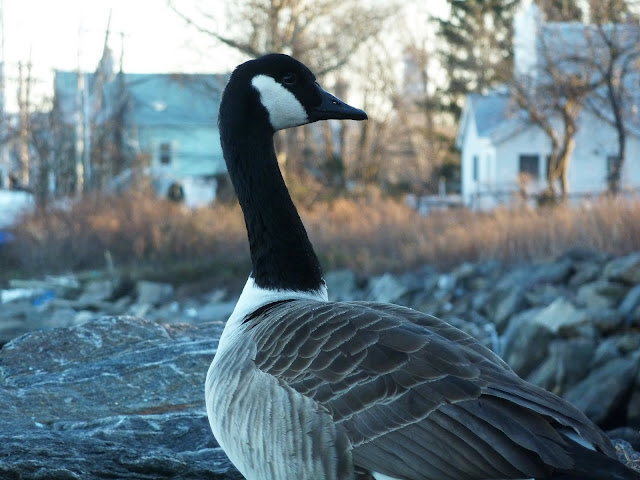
xmin=510 ymin=32 xmax=602 ymax=201
xmin=169 ymin=0 xmax=393 ymax=75
xmin=16 ymin=59 xmax=33 ymax=189
xmin=394 ymin=39 xmax=459 ymax=195
xmin=169 ymin=0 xmax=396 ymax=180
xmin=29 ymin=107 xmax=56 ymax=209
xmin=581 ymin=17 xmax=640 ymax=193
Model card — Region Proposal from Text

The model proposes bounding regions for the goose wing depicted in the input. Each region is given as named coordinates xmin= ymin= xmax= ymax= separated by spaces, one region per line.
xmin=247 ymin=300 xmax=615 ymax=480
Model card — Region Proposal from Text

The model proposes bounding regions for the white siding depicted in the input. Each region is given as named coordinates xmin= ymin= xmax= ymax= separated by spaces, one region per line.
xmin=495 ymin=125 xmax=550 ymax=192
xmin=568 ymin=110 xmax=640 ymax=194
xmin=461 ymin=107 xmax=640 ymax=209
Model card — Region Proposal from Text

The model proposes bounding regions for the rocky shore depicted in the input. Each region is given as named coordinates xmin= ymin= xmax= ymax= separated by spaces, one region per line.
xmin=2 ymin=248 xmax=640 ymax=478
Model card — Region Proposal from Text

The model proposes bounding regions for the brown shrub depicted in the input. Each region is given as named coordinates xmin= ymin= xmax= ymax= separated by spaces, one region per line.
xmin=3 ymin=190 xmax=640 ymax=282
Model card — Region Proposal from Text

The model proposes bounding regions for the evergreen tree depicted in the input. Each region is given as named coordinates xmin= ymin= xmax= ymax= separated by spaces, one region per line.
xmin=536 ymin=0 xmax=583 ymax=21
xmin=435 ymin=0 xmax=519 ymax=117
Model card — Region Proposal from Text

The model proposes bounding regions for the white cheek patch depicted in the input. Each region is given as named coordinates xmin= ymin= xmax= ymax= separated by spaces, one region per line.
xmin=251 ymin=74 xmax=309 ymax=130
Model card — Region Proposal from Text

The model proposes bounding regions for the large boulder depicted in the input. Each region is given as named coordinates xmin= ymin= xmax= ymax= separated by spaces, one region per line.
xmin=564 ymin=355 xmax=640 ymax=427
xmin=604 ymin=252 xmax=640 ymax=285
xmin=0 ymin=316 xmax=242 ymax=479
xmin=501 ymin=308 xmax=555 ymax=377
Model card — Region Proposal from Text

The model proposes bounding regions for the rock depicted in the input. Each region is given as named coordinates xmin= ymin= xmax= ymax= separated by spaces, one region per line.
xmin=559 ymin=247 xmax=609 ymax=263
xmin=613 ymin=439 xmax=640 ymax=473
xmin=1 ymin=287 xmax=43 ymax=303
xmin=501 ymin=308 xmax=555 ymax=377
xmin=136 ymin=280 xmax=174 ymax=306
xmin=191 ymin=301 xmax=237 ymax=323
xmin=397 ymin=270 xmax=433 ymax=298
xmin=604 ymin=251 xmax=640 ymax=284
xmin=523 ymin=284 xmax=566 ymax=308
xmin=617 ymin=334 xmax=640 ymax=354
xmin=494 ymin=266 xmax=535 ymax=290
xmin=470 ymin=289 xmax=492 ymax=314
xmin=609 ymin=427 xmax=640 ymax=452
xmin=564 ymin=355 xmax=640 ymax=426
xmin=592 ymin=337 xmax=622 ymax=369
xmin=9 ymin=275 xmax=82 ymax=297
xmin=324 ymin=269 xmax=358 ymax=301
xmin=0 ymin=300 xmax=89 ymax=346
xmin=576 ymin=280 xmax=628 ymax=309
xmin=0 ymin=316 xmax=241 ymax=479
xmin=568 ymin=261 xmax=603 ymax=287
xmin=633 ymin=306 xmax=640 ymax=327
xmin=531 ymin=297 xmax=584 ymax=335
xmin=581 ymin=308 xmax=624 ymax=334
xmin=444 ymin=313 xmax=500 ymax=354
xmin=367 ymin=273 xmax=408 ymax=304
xmin=535 ymin=305 xmax=623 ymax=337
xmin=75 ymin=279 xmax=115 ymax=306
xmin=436 ymin=273 xmax=456 ymax=292
xmin=626 ymin=388 xmax=640 ymax=426
xmin=45 ymin=306 xmax=85 ymax=329
xmin=492 ymin=287 xmax=526 ymax=332
xmin=530 ymin=258 xmax=574 ymax=285
xmin=527 ymin=338 xmax=596 ymax=395
xmin=620 ymin=284 xmax=640 ymax=318
xmin=448 ymin=262 xmax=478 ymax=289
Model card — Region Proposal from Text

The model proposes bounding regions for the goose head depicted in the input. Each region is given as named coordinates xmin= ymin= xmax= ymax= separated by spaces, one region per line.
xmin=219 ymin=53 xmax=367 ymax=135
xmin=217 ymin=54 xmax=367 ymax=294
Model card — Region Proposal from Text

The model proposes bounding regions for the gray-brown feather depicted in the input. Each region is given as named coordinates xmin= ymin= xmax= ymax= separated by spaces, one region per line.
xmin=248 ymin=300 xmax=616 ymax=480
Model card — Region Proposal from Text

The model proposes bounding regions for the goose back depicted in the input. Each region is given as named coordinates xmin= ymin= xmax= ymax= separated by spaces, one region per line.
xmin=243 ymin=299 xmax=616 ymax=480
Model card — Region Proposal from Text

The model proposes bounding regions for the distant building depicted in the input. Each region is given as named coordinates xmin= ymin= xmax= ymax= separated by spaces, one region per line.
xmin=457 ymin=1 xmax=640 ymax=209
xmin=52 ymin=47 xmax=228 ymax=206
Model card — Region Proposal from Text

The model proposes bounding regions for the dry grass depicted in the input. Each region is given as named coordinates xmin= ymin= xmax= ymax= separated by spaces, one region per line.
xmin=306 ymin=193 xmax=640 ymax=273
xmin=2 ymin=189 xmax=640 ymax=283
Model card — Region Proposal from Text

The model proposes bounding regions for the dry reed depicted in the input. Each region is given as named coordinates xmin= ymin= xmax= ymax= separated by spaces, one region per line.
xmin=2 ymin=190 xmax=639 ymax=281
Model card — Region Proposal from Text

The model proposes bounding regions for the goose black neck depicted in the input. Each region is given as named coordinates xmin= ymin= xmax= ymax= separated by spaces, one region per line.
xmin=222 ymin=129 xmax=324 ymax=293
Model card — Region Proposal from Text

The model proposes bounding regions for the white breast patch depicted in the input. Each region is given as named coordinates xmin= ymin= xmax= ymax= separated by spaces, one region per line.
xmin=251 ymin=74 xmax=309 ymax=130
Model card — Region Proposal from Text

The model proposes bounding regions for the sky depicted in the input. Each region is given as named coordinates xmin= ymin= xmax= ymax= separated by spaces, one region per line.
xmin=1 ymin=0 xmax=447 ymax=111
xmin=2 ymin=0 xmax=240 ymax=72
xmin=1 ymin=0 xmax=245 ymax=110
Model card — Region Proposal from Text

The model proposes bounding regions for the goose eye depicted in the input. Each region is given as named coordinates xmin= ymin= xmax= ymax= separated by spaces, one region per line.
xmin=282 ymin=72 xmax=297 ymax=86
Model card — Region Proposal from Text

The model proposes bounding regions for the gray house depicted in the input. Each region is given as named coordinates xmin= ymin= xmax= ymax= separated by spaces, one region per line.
xmin=53 ymin=56 xmax=228 ymax=206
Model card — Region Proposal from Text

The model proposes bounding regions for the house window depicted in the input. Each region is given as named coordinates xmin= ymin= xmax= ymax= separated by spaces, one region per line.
xmin=606 ymin=155 xmax=620 ymax=183
xmin=519 ymin=154 xmax=539 ymax=179
xmin=159 ymin=143 xmax=172 ymax=165
xmin=472 ymin=155 xmax=479 ymax=181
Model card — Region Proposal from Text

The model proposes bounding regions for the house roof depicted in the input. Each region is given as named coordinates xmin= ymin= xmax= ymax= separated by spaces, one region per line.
xmin=459 ymin=84 xmax=640 ymax=148
xmin=53 ymin=71 xmax=227 ymax=127
xmin=541 ymin=22 xmax=639 ymax=58
xmin=456 ymin=90 xmax=528 ymax=147
xmin=117 ymin=73 xmax=226 ymax=126
xmin=468 ymin=90 xmax=514 ymax=137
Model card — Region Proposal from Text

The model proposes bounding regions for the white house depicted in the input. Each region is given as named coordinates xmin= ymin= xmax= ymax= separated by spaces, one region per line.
xmin=457 ymin=1 xmax=640 ymax=209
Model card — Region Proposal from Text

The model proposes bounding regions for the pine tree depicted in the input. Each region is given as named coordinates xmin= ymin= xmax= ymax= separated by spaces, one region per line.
xmin=435 ymin=0 xmax=519 ymax=117
xmin=536 ymin=0 xmax=583 ymax=21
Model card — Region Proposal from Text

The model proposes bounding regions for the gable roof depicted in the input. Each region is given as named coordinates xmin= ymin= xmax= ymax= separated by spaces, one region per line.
xmin=53 ymin=71 xmax=227 ymax=128
xmin=116 ymin=73 xmax=226 ymax=126
xmin=456 ymin=90 xmax=528 ymax=147
xmin=459 ymin=84 xmax=640 ymax=149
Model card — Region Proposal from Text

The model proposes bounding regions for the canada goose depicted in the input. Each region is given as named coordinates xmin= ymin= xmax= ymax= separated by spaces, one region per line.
xmin=205 ymin=53 xmax=639 ymax=480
